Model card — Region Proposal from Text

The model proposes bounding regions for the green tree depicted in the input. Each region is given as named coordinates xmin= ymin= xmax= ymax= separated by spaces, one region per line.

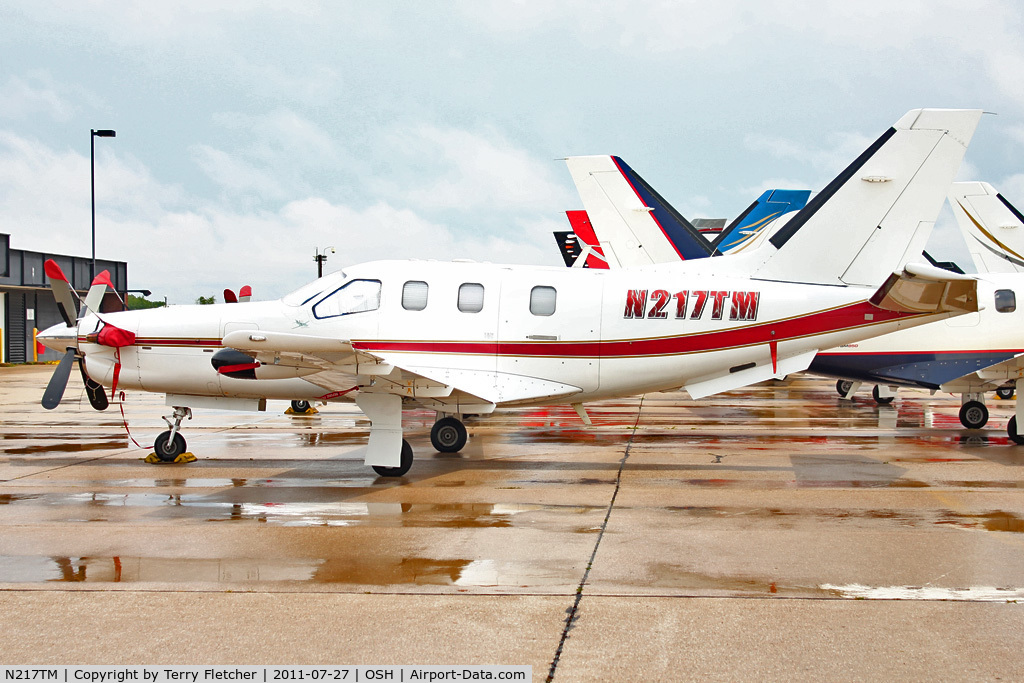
xmin=126 ymin=294 xmax=166 ymax=310
xmin=196 ymin=295 xmax=216 ymax=305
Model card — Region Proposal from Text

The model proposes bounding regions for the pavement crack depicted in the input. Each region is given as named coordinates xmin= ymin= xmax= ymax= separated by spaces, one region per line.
xmin=546 ymin=395 xmax=644 ymax=682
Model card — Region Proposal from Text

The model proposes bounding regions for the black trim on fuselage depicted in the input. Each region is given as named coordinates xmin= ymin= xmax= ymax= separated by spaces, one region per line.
xmin=770 ymin=127 xmax=897 ymax=250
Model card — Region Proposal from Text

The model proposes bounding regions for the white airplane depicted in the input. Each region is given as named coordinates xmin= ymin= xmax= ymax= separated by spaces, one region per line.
xmin=562 ymin=126 xmax=1024 ymax=433
xmin=38 ymin=109 xmax=981 ymax=475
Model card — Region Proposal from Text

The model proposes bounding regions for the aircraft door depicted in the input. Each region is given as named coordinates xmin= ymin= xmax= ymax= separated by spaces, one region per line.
xmin=497 ymin=269 xmax=601 ymax=397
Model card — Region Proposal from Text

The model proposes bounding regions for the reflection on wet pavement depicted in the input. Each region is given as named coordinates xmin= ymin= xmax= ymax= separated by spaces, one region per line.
xmin=2 ymin=373 xmax=1024 ymax=604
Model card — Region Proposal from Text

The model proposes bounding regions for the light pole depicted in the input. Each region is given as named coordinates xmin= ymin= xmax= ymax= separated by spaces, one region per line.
xmin=315 ymin=246 xmax=335 ymax=278
xmin=91 ymin=129 xmax=116 ymax=281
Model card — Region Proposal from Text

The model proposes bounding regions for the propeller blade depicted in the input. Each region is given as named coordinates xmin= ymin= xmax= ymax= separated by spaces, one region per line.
xmin=42 ymin=348 xmax=77 ymax=410
xmin=83 ymin=270 xmax=113 ymax=314
xmin=44 ymin=259 xmax=78 ymax=328
xmin=78 ymin=358 xmax=109 ymax=411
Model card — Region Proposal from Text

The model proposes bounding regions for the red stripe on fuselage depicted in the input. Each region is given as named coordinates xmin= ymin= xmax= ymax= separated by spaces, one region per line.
xmin=357 ymin=301 xmax=925 ymax=359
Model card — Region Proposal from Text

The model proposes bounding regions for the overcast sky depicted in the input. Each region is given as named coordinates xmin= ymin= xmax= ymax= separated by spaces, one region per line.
xmin=2 ymin=1 xmax=1024 ymax=303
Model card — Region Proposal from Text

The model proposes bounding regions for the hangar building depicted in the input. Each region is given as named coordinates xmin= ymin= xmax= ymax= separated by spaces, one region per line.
xmin=0 ymin=233 xmax=128 ymax=363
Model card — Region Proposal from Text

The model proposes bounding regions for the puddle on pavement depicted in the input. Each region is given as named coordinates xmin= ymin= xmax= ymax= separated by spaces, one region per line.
xmin=206 ymin=501 xmax=598 ymax=528
xmin=0 ymin=554 xmax=559 ymax=586
xmin=2 ymin=440 xmax=128 ymax=455
xmin=641 ymin=564 xmax=833 ymax=597
xmin=0 ymin=493 xmax=40 ymax=504
xmin=661 ymin=506 xmax=1024 ymax=532
xmin=937 ymin=509 xmax=1024 ymax=533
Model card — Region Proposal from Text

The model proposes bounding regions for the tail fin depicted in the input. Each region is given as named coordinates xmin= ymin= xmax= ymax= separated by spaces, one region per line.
xmin=712 ymin=189 xmax=810 ymax=255
xmin=750 ymin=109 xmax=982 ymax=286
xmin=564 ymin=155 xmax=711 ymax=267
xmin=564 ymin=210 xmax=610 ymax=268
xmin=948 ymin=181 xmax=1024 ymax=273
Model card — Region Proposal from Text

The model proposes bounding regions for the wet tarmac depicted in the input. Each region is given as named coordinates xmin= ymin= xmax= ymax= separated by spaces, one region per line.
xmin=1 ymin=364 xmax=1022 ymax=679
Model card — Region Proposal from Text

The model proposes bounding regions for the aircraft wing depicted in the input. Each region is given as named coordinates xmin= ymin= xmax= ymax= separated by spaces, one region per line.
xmin=221 ymin=330 xmax=581 ymax=411
xmin=685 ymin=348 xmax=819 ymax=400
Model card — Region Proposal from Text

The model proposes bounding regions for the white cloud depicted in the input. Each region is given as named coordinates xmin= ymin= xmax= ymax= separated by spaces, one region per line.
xmin=376 ymin=124 xmax=574 ymax=213
xmin=0 ymin=130 xmax=562 ymax=304
xmin=0 ymin=72 xmax=79 ymax=122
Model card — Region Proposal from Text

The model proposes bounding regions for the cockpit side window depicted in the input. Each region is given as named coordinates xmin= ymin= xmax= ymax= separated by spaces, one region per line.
xmin=995 ymin=289 xmax=1016 ymax=313
xmin=312 ymin=279 xmax=382 ymax=319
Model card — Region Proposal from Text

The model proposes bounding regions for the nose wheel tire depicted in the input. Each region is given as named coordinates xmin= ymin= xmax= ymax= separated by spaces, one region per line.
xmin=290 ymin=400 xmax=311 ymax=413
xmin=372 ymin=439 xmax=414 ymax=477
xmin=958 ymin=401 xmax=989 ymax=430
xmin=996 ymin=386 xmax=1015 ymax=400
xmin=431 ymin=416 xmax=468 ymax=453
xmin=836 ymin=380 xmax=854 ymax=397
xmin=154 ymin=431 xmax=187 ymax=462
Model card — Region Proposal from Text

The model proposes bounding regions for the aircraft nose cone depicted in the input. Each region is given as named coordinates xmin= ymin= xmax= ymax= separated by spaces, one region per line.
xmin=37 ymin=322 xmax=77 ymax=353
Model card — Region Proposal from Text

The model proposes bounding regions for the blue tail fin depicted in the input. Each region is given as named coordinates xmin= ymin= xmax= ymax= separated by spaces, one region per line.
xmin=712 ymin=189 xmax=810 ymax=256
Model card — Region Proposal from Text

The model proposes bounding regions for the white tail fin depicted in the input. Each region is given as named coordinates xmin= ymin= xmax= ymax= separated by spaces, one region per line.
xmin=564 ymin=155 xmax=710 ymax=267
xmin=749 ymin=109 xmax=982 ymax=286
xmin=949 ymin=181 xmax=1024 ymax=274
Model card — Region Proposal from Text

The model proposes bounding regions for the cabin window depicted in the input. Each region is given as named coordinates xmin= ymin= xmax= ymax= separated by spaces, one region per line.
xmin=530 ymin=286 xmax=557 ymax=316
xmin=402 ymin=281 xmax=428 ymax=311
xmin=458 ymin=283 xmax=485 ymax=313
xmin=312 ymin=279 xmax=381 ymax=319
xmin=995 ymin=289 xmax=1016 ymax=313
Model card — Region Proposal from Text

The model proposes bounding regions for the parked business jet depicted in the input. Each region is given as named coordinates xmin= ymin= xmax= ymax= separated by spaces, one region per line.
xmin=38 ymin=109 xmax=982 ymax=475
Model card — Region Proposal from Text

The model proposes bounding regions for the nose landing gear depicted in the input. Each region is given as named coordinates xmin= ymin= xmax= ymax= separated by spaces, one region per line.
xmin=155 ymin=406 xmax=192 ymax=462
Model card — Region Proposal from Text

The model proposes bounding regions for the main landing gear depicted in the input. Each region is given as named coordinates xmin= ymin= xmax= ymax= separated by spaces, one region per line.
xmin=958 ymin=398 xmax=989 ymax=430
xmin=354 ymin=395 xmax=472 ymax=478
xmin=155 ymin=406 xmax=192 ymax=462
xmin=431 ymin=415 xmax=468 ymax=453
xmin=1007 ymin=379 xmax=1024 ymax=445
xmin=835 ymin=380 xmax=898 ymax=405
xmin=371 ymin=440 xmax=414 ymax=477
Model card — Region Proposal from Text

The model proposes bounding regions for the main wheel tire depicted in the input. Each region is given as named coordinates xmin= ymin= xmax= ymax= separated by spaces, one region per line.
xmin=836 ymin=379 xmax=854 ymax=397
xmin=959 ymin=401 xmax=989 ymax=429
xmin=996 ymin=386 xmax=1015 ymax=400
xmin=372 ymin=439 xmax=414 ymax=477
xmin=291 ymin=400 xmax=311 ymax=413
xmin=872 ymin=385 xmax=895 ymax=405
xmin=431 ymin=416 xmax=468 ymax=453
xmin=1009 ymin=416 xmax=1024 ymax=445
xmin=154 ymin=431 xmax=187 ymax=462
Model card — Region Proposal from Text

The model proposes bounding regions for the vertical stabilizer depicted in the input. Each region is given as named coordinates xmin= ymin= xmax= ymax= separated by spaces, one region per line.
xmin=751 ymin=109 xmax=982 ymax=286
xmin=949 ymin=181 xmax=1024 ymax=274
xmin=564 ymin=155 xmax=711 ymax=267
xmin=712 ymin=189 xmax=811 ymax=255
